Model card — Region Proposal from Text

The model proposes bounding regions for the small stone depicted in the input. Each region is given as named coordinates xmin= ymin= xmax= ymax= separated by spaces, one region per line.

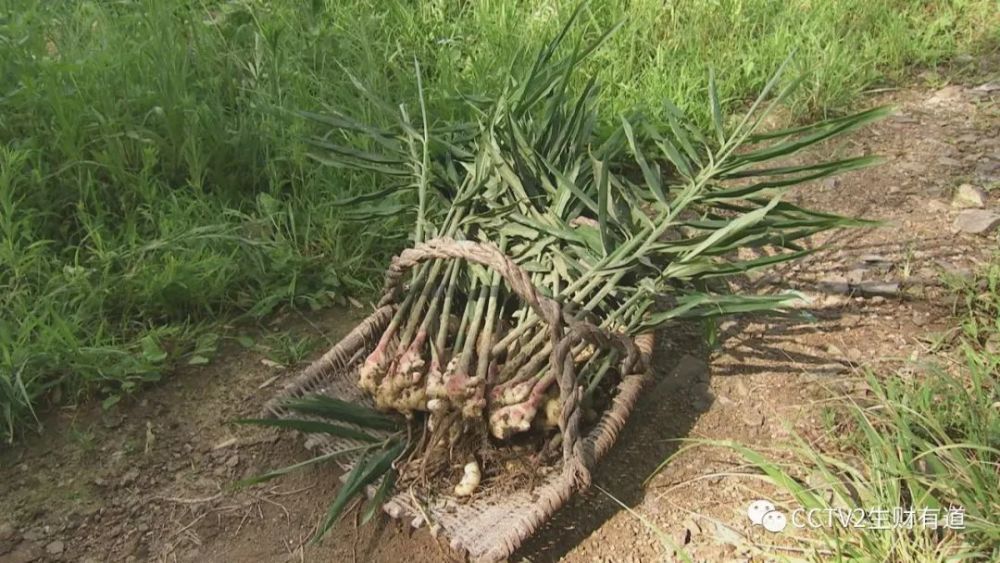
xmin=952 ymin=184 xmax=987 ymax=209
xmin=826 ymin=344 xmax=844 ymax=358
xmin=847 ymin=348 xmax=863 ymax=362
xmin=856 ymin=281 xmax=900 ymax=298
xmin=0 ymin=522 xmax=16 ymax=542
xmin=952 ymin=209 xmax=1000 ymax=234
xmin=870 ymin=296 xmax=886 ymax=305
xmin=21 ymin=529 xmax=45 ymax=542
xmin=818 ymin=277 xmax=849 ymax=294
xmin=888 ymin=185 xmax=901 ymax=194
xmin=860 ymin=254 xmax=892 ymax=265
xmin=972 ymin=80 xmax=1000 ymax=94
xmin=225 ymin=454 xmax=240 ymax=468
xmin=913 ymin=312 xmax=928 ymax=327
xmin=45 ymin=540 xmax=64 ymax=555
xmin=927 ymin=85 xmax=964 ymax=105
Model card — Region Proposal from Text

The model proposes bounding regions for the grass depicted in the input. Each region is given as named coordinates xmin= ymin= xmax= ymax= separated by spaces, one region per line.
xmin=681 ymin=258 xmax=1000 ymax=561
xmin=1 ymin=0 xmax=997 ymax=442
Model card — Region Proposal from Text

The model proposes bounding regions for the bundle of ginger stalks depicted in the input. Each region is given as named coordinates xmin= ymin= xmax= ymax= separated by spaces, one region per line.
xmin=241 ymin=5 xmax=888 ymax=538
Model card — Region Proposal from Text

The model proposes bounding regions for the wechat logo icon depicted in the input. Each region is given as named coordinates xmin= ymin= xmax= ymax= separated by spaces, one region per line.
xmin=747 ymin=499 xmax=787 ymax=533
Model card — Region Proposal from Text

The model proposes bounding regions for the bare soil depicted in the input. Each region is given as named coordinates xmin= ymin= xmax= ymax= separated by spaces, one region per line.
xmin=2 ymin=62 xmax=998 ymax=563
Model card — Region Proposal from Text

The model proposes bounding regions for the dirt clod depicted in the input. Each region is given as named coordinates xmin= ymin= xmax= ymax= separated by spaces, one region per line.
xmin=0 ymin=523 xmax=16 ymax=542
xmin=6 ymin=542 xmax=43 ymax=563
xmin=952 ymin=209 xmax=1000 ymax=234
xmin=45 ymin=540 xmax=64 ymax=555
xmin=952 ymin=184 xmax=988 ymax=208
xmin=20 ymin=529 xmax=44 ymax=542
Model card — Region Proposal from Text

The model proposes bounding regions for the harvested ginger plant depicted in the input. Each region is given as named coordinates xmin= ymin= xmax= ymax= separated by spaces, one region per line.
xmin=241 ymin=7 xmax=888 ymax=548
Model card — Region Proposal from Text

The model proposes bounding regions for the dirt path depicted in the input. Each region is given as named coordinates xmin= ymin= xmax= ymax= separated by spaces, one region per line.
xmin=2 ymin=68 xmax=998 ymax=563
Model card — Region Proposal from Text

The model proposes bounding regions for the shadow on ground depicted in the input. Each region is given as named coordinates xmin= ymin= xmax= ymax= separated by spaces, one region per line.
xmin=512 ymin=326 xmax=711 ymax=561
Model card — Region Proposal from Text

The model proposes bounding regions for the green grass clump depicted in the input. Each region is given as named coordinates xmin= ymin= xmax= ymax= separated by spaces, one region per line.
xmin=1 ymin=0 xmax=997 ymax=441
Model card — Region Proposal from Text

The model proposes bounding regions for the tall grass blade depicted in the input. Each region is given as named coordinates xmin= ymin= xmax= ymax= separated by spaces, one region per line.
xmin=312 ymin=440 xmax=405 ymax=542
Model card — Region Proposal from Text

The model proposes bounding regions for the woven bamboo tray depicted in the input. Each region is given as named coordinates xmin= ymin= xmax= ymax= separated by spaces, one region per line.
xmin=264 ymin=238 xmax=654 ymax=562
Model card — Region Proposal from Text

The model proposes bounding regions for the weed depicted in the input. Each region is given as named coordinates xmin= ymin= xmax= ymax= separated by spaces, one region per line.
xmin=68 ymin=424 xmax=97 ymax=454
xmin=669 ymin=256 xmax=1000 ymax=560
xmin=257 ymin=332 xmax=319 ymax=367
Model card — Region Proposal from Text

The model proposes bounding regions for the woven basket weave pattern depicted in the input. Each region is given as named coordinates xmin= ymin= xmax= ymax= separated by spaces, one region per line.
xmin=265 ymin=240 xmax=655 ymax=561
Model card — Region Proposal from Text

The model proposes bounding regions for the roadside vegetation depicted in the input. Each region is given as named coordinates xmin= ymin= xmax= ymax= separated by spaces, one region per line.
xmin=659 ymin=258 xmax=1000 ymax=560
xmin=1 ymin=0 xmax=997 ymax=443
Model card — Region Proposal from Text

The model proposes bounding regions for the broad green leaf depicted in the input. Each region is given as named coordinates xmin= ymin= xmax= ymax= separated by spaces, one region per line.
xmin=140 ymin=335 xmax=167 ymax=364
xmin=187 ymin=355 xmax=209 ymax=366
